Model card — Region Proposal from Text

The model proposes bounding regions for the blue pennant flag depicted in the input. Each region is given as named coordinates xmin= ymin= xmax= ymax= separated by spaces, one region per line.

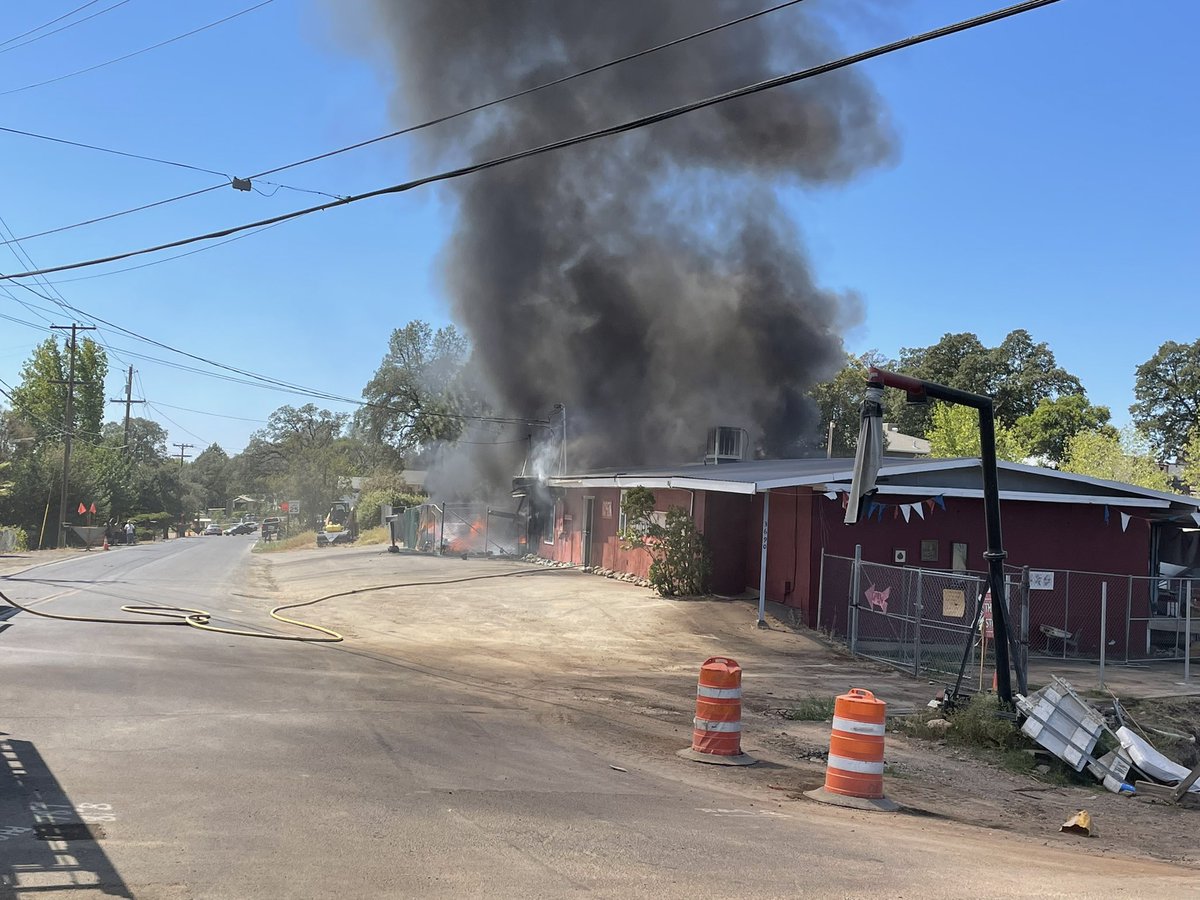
xmin=934 ymin=495 xmax=946 ymax=511
xmin=1104 ymin=505 xmax=1110 ymax=524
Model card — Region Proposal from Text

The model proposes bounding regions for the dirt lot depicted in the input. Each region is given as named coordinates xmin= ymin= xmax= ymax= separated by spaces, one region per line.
xmin=249 ymin=546 xmax=1200 ymax=869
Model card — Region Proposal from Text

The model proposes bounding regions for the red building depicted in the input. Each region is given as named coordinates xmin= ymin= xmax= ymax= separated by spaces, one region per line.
xmin=533 ymin=458 xmax=1200 ymax=630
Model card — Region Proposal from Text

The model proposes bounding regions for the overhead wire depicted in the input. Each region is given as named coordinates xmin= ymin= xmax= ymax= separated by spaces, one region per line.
xmin=0 ymin=0 xmax=135 ymax=56
xmin=1 ymin=0 xmax=810 ymax=247
xmin=0 ymin=0 xmax=105 ymax=49
xmin=0 ymin=0 xmax=1065 ymax=282
xmin=0 ymin=0 xmax=279 ymax=97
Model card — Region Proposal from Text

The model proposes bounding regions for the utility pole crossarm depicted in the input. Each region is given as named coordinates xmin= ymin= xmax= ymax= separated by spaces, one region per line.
xmin=49 ymin=323 xmax=97 ymax=549
xmin=109 ymin=365 xmax=145 ymax=448
xmin=173 ymin=442 xmax=195 ymax=470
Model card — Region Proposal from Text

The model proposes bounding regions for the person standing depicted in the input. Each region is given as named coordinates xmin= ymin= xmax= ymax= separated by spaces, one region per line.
xmin=124 ymin=521 xmax=134 ymax=545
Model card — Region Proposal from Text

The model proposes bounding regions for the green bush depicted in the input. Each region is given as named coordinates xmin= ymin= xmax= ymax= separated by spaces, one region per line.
xmin=620 ymin=490 xmax=712 ymax=597
xmin=0 ymin=525 xmax=29 ymax=552
xmin=785 ymin=696 xmax=837 ymax=721
xmin=357 ymin=488 xmax=426 ymax=531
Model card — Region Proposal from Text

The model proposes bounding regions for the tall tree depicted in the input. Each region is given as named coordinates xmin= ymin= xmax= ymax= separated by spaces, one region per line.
xmin=1012 ymin=395 xmax=1113 ymax=464
xmin=247 ymin=404 xmax=354 ymax=522
xmin=891 ymin=329 xmax=1083 ymax=437
xmin=808 ymin=350 xmax=894 ymax=457
xmin=1131 ymin=339 xmax=1200 ymax=461
xmin=1181 ymin=428 xmax=1200 ymax=494
xmin=190 ymin=444 xmax=231 ymax=511
xmin=1060 ymin=428 xmax=1170 ymax=491
xmin=357 ymin=321 xmax=475 ymax=452
xmin=8 ymin=337 xmax=107 ymax=443
xmin=926 ymin=403 xmax=1028 ymax=462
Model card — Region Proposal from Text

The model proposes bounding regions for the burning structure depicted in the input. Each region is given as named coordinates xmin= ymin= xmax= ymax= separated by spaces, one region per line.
xmin=354 ymin=0 xmax=897 ymax=490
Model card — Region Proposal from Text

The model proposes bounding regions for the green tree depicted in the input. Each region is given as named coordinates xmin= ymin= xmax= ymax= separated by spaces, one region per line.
xmin=926 ymin=403 xmax=1028 ymax=462
xmin=1060 ymin=428 xmax=1170 ymax=491
xmin=1012 ymin=395 xmax=1113 ymax=464
xmin=1131 ymin=339 xmax=1200 ymax=461
xmin=246 ymin=404 xmax=355 ymax=524
xmin=808 ymin=350 xmax=894 ymax=457
xmin=1180 ymin=428 xmax=1200 ymax=494
xmin=357 ymin=321 xmax=475 ymax=452
xmin=8 ymin=337 xmax=107 ymax=443
xmin=190 ymin=444 xmax=231 ymax=511
xmin=891 ymin=330 xmax=1083 ymax=436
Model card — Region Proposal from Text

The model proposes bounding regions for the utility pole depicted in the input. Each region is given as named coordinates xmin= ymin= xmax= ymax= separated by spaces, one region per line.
xmin=50 ymin=323 xmax=97 ymax=549
xmin=109 ymin=365 xmax=145 ymax=448
xmin=173 ymin=442 xmax=194 ymax=470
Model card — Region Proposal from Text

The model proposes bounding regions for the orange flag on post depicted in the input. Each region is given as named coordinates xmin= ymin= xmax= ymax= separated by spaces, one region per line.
xmin=77 ymin=502 xmax=86 ymax=515
xmin=89 ymin=502 xmax=97 ymax=514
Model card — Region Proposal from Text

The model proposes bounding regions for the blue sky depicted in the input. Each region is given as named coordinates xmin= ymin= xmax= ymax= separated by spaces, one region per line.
xmin=0 ymin=0 xmax=1195 ymax=455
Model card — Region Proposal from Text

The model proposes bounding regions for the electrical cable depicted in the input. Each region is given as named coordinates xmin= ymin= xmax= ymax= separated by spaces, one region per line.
xmin=0 ymin=565 xmax=575 ymax=644
xmin=0 ymin=0 xmax=104 ymax=49
xmin=0 ymin=0 xmax=1064 ymax=282
xmin=1 ymin=0 xmax=809 ymax=247
xmin=0 ymin=0 xmax=135 ymax=56
xmin=0 ymin=0 xmax=278 ymax=97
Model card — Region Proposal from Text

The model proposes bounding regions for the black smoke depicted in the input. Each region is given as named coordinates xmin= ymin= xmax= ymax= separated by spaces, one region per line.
xmin=361 ymin=1 xmax=895 ymax=472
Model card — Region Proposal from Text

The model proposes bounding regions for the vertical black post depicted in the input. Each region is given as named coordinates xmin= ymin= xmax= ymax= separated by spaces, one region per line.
xmin=977 ymin=403 xmax=1014 ymax=704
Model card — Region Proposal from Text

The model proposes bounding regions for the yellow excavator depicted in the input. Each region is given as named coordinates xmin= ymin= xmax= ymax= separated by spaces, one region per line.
xmin=316 ymin=500 xmax=358 ymax=547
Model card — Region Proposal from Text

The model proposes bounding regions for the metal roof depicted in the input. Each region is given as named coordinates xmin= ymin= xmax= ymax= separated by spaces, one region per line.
xmin=547 ymin=457 xmax=1200 ymax=513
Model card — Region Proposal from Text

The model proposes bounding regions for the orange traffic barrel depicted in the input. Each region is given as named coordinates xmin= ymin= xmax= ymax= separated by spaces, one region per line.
xmin=677 ymin=657 xmax=755 ymax=766
xmin=805 ymin=688 xmax=899 ymax=811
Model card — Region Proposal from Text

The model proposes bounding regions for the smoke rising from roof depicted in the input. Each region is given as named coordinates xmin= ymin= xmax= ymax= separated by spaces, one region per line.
xmin=363 ymin=1 xmax=895 ymax=472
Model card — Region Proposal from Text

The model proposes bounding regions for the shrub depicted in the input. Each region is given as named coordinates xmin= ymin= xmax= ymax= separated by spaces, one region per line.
xmin=620 ymin=491 xmax=712 ymax=597
xmin=0 ymin=525 xmax=29 ymax=552
xmin=357 ymin=488 xmax=427 ymax=531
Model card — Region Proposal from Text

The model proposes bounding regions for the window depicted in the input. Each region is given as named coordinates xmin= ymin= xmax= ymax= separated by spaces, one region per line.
xmin=920 ymin=540 xmax=938 ymax=562
xmin=601 ymin=500 xmax=613 ymax=519
xmin=618 ymin=490 xmax=628 ymax=534
xmin=951 ymin=542 xmax=968 ymax=572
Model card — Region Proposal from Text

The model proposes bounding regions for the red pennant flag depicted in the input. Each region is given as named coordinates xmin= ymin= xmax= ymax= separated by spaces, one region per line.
xmin=892 ymin=506 xmax=899 ymax=520
xmin=89 ymin=502 xmax=97 ymax=514
xmin=925 ymin=499 xmax=935 ymax=512
xmin=77 ymin=502 xmax=86 ymax=515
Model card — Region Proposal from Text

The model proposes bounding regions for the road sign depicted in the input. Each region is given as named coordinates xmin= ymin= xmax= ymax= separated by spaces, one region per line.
xmin=280 ymin=501 xmax=289 ymax=512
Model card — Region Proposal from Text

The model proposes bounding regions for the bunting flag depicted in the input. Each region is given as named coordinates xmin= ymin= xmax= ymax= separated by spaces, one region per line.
xmin=77 ymin=502 xmax=86 ymax=515
xmin=1104 ymin=505 xmax=1110 ymax=525
xmin=1120 ymin=512 xmax=1131 ymax=532
xmin=834 ymin=492 xmax=946 ymax=525
xmin=1194 ymin=512 xmax=1200 ymax=527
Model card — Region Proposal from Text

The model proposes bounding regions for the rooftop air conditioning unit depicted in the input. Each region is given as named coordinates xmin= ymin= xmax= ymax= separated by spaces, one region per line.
xmin=705 ymin=426 xmax=748 ymax=465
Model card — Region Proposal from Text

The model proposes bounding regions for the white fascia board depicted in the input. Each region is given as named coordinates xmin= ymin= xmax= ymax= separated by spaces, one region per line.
xmin=547 ymin=476 xmax=756 ymax=494
xmin=996 ymin=461 xmax=1200 ymax=508
xmin=820 ymin=482 xmax=1170 ymax=508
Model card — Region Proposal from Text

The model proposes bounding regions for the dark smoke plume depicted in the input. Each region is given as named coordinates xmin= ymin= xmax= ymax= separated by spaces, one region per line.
xmin=363 ymin=1 xmax=895 ymax=475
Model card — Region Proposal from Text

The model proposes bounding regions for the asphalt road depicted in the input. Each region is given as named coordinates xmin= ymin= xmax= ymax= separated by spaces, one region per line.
xmin=0 ymin=540 xmax=1193 ymax=899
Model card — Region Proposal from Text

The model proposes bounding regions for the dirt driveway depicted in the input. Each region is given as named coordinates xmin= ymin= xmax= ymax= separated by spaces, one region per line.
xmin=251 ymin=546 xmax=1200 ymax=870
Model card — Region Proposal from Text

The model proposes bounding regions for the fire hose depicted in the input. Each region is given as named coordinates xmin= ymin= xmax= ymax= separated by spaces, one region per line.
xmin=0 ymin=566 xmax=573 ymax=643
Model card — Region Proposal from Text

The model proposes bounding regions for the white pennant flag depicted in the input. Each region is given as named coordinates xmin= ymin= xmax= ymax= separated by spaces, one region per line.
xmin=913 ymin=502 xmax=925 ymax=520
xmin=1193 ymin=512 xmax=1200 ymax=527
xmin=824 ymin=491 xmax=838 ymax=500
xmin=901 ymin=504 xmax=911 ymax=523
xmin=1121 ymin=512 xmax=1131 ymax=532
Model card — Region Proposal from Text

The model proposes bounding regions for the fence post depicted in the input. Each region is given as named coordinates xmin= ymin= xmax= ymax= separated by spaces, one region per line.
xmin=913 ymin=568 xmax=924 ymax=677
xmin=1184 ymin=581 xmax=1193 ymax=685
xmin=1062 ymin=570 xmax=1071 ymax=660
xmin=816 ymin=552 xmax=826 ymax=632
xmin=1125 ymin=574 xmax=1133 ymax=664
xmin=849 ymin=545 xmax=862 ymax=655
xmin=1099 ymin=582 xmax=1107 ymax=689
xmin=439 ymin=504 xmax=446 ymax=555
xmin=1018 ymin=568 xmax=1030 ymax=695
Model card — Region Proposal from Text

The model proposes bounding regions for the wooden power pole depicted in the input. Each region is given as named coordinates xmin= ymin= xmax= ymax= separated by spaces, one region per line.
xmin=51 ymin=323 xmax=97 ymax=549
xmin=109 ymin=365 xmax=145 ymax=448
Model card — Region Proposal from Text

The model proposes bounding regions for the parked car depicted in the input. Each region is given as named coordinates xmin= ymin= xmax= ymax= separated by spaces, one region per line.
xmin=203 ymin=523 xmax=223 ymax=536
xmin=224 ymin=522 xmax=257 ymax=535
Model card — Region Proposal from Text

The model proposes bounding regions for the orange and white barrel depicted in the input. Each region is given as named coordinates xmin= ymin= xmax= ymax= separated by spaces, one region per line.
xmin=678 ymin=657 xmax=755 ymax=766
xmin=824 ymin=688 xmax=887 ymax=799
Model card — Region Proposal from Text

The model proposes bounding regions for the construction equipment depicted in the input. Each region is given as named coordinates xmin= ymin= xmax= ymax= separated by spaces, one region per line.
xmin=316 ymin=501 xmax=358 ymax=547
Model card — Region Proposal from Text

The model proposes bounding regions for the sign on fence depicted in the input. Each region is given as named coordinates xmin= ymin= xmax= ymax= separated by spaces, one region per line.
xmin=1030 ymin=570 xmax=1055 ymax=591
xmin=981 ymin=592 xmax=994 ymax=640
xmin=942 ymin=589 xmax=966 ymax=618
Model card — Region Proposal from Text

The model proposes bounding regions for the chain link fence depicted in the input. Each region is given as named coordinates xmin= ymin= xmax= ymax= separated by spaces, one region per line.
xmin=391 ymin=503 xmax=525 ymax=557
xmin=819 ymin=552 xmax=1199 ymax=684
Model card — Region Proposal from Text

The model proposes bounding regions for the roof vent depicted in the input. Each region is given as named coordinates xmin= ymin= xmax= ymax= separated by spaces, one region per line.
xmin=705 ymin=426 xmax=748 ymax=464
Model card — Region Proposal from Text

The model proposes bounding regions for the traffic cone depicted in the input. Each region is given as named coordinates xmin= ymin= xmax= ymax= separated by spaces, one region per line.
xmin=102 ymin=537 xmax=109 ymax=551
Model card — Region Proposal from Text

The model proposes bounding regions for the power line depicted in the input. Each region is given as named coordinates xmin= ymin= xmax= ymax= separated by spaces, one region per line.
xmin=0 ymin=125 xmax=227 ymax=177
xmin=147 ymin=400 xmax=268 ymax=423
xmin=0 ymin=0 xmax=278 ymax=98
xmin=1 ymin=0 xmax=809 ymax=248
xmin=0 ymin=0 xmax=104 ymax=48
xmin=0 ymin=0 xmax=1065 ymax=282
xmin=0 ymin=0 xmax=135 ymax=56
